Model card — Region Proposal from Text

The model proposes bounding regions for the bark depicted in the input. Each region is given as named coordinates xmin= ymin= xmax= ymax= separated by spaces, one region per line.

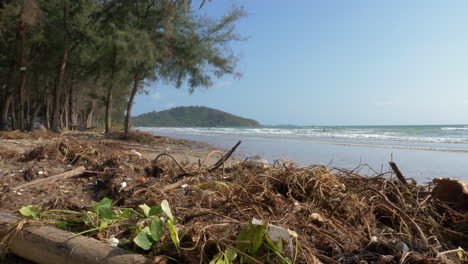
xmin=124 ymin=75 xmax=140 ymax=137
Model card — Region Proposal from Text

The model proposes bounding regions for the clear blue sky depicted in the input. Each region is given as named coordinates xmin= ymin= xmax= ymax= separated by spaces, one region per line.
xmin=134 ymin=0 xmax=468 ymax=126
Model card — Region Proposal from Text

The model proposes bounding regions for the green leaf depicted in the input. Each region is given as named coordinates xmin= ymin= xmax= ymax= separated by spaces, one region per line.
xmin=94 ymin=198 xmax=113 ymax=220
xmin=133 ymin=229 xmax=153 ymax=250
xmin=161 ymin=200 xmax=173 ymax=219
xmin=99 ymin=221 xmax=109 ymax=228
xmin=119 ymin=208 xmax=137 ymax=219
xmin=236 ymin=223 xmax=267 ymax=254
xmin=210 ymin=252 xmax=225 ymax=264
xmin=209 ymin=252 xmax=223 ymax=264
xmin=167 ymin=219 xmax=179 ymax=246
xmin=225 ymin=248 xmax=237 ymax=262
xmin=148 ymin=205 xmax=163 ymax=217
xmin=19 ymin=205 xmax=41 ymax=219
xmin=149 ymin=218 xmax=164 ymax=241
xmin=139 ymin=204 xmax=151 ymax=217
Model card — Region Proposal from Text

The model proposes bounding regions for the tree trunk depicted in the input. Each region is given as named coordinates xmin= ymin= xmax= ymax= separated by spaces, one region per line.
xmin=1 ymin=64 xmax=15 ymax=130
xmin=17 ymin=14 xmax=27 ymax=131
xmin=0 ymin=94 xmax=12 ymax=130
xmin=10 ymin=99 xmax=16 ymax=130
xmin=51 ymin=48 xmax=69 ymax=133
xmin=124 ymin=76 xmax=140 ymax=137
xmin=60 ymin=94 xmax=66 ymax=129
xmin=105 ymin=86 xmax=112 ymax=134
xmin=45 ymin=98 xmax=50 ymax=129
xmin=105 ymin=47 xmax=117 ymax=134
xmin=68 ymin=80 xmax=77 ymax=129
xmin=28 ymin=102 xmax=41 ymax=130
xmin=85 ymin=99 xmax=95 ymax=128
xmin=51 ymin=1 xmax=69 ymax=133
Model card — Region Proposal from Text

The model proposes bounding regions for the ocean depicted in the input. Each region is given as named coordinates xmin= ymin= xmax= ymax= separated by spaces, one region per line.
xmin=138 ymin=125 xmax=468 ymax=182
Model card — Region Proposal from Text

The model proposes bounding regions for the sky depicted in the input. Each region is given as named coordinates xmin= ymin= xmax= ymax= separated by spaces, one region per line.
xmin=134 ymin=0 xmax=468 ymax=126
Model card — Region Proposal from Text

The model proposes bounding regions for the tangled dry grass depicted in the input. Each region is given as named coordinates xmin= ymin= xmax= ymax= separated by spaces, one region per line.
xmin=106 ymin=155 xmax=467 ymax=263
xmin=1 ymin=133 xmax=467 ymax=263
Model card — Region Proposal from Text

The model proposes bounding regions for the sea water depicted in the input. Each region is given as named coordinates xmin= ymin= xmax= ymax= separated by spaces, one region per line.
xmin=139 ymin=125 xmax=468 ymax=182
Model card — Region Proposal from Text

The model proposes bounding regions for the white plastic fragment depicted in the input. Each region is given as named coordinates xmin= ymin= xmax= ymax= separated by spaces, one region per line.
xmin=251 ymin=218 xmax=296 ymax=258
xmin=370 ymin=236 xmax=378 ymax=243
xmin=121 ymin=182 xmax=127 ymax=188
xmin=131 ymin=149 xmax=142 ymax=157
xmin=38 ymin=171 xmax=44 ymax=175
xmin=105 ymin=236 xmax=119 ymax=247
xmin=181 ymin=184 xmax=188 ymax=188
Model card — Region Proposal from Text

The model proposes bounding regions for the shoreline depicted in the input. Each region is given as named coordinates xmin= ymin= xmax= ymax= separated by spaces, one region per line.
xmin=138 ymin=128 xmax=468 ymax=181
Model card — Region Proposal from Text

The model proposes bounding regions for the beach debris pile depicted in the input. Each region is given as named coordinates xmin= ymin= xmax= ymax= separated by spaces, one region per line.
xmin=0 ymin=131 xmax=467 ymax=263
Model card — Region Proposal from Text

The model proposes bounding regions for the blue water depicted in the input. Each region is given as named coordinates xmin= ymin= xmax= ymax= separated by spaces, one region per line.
xmin=138 ymin=125 xmax=468 ymax=182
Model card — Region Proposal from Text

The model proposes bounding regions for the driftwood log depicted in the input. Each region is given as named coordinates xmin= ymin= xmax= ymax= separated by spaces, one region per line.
xmin=12 ymin=166 xmax=86 ymax=191
xmin=0 ymin=213 xmax=147 ymax=264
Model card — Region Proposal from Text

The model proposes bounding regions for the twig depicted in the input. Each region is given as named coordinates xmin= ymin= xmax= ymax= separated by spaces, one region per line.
xmin=436 ymin=247 xmax=465 ymax=257
xmin=153 ymin=153 xmax=187 ymax=174
xmin=365 ymin=187 xmax=428 ymax=245
xmin=198 ymin=150 xmax=224 ymax=176
xmin=12 ymin=166 xmax=85 ymax=191
xmin=209 ymin=140 xmax=241 ymax=172
xmin=389 ymin=162 xmax=408 ymax=186
xmin=161 ymin=177 xmax=190 ymax=192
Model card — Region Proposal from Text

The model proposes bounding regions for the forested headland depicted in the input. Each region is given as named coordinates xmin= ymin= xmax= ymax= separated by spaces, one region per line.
xmin=133 ymin=106 xmax=260 ymax=127
xmin=0 ymin=0 xmax=243 ymax=136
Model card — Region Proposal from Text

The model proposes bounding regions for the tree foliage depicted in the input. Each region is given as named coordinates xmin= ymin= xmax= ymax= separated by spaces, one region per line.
xmin=0 ymin=0 xmax=244 ymax=134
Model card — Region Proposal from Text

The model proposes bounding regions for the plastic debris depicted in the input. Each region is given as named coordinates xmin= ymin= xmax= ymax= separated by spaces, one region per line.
xmin=4 ymin=139 xmax=20 ymax=144
xmin=105 ymin=236 xmax=119 ymax=247
xmin=252 ymin=218 xmax=297 ymax=258
xmin=131 ymin=149 xmax=142 ymax=158
xmin=181 ymin=184 xmax=188 ymax=188
xmin=310 ymin=213 xmax=325 ymax=226
xmin=138 ymin=177 xmax=147 ymax=183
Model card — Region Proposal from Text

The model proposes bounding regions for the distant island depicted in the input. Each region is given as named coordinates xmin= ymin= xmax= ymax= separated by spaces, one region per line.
xmin=132 ymin=106 xmax=261 ymax=127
